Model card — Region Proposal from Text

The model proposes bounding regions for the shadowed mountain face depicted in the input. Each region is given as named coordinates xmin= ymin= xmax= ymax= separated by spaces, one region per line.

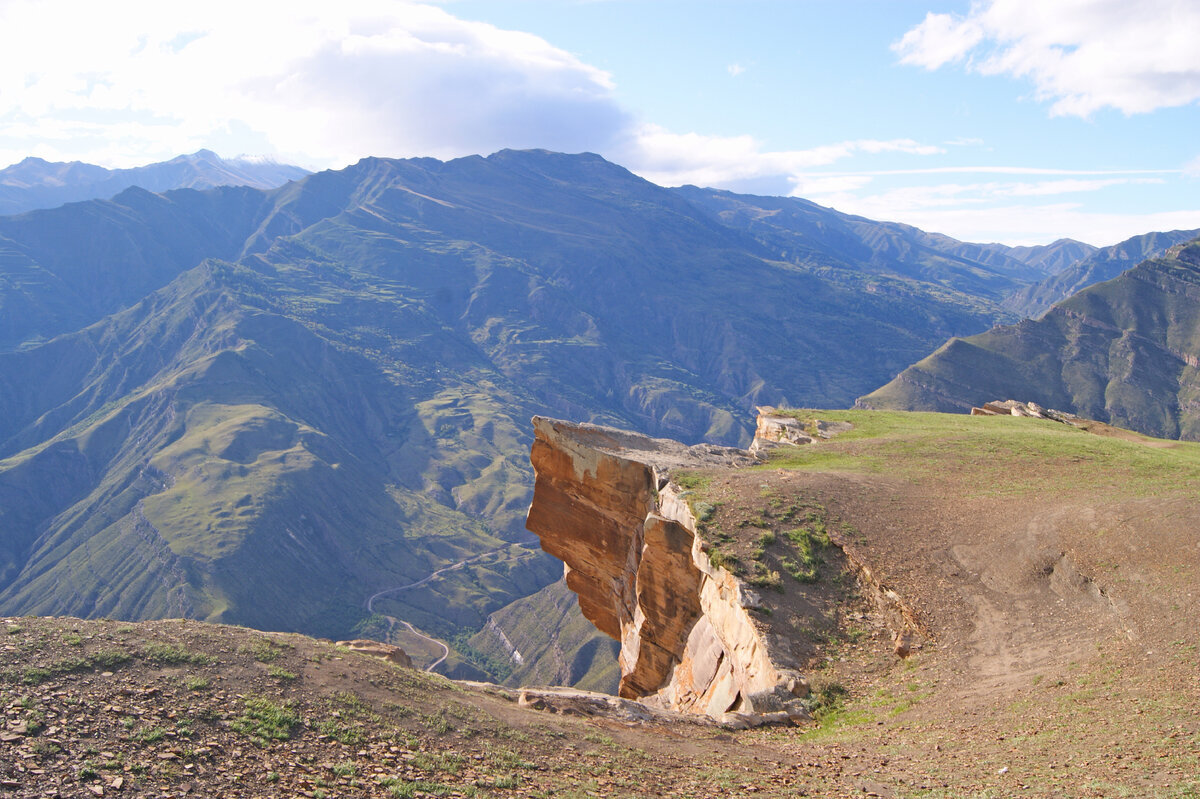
xmin=860 ymin=239 xmax=1200 ymax=441
xmin=0 ymin=150 xmax=309 ymax=215
xmin=1001 ymin=228 xmax=1200 ymax=319
xmin=672 ymin=186 xmax=1056 ymax=298
xmin=0 ymin=148 xmax=1086 ymax=659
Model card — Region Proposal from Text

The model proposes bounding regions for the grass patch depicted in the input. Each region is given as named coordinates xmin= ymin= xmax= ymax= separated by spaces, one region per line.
xmin=746 ymin=565 xmax=782 ymax=590
xmin=707 ymin=549 xmax=739 ymax=571
xmin=782 ymin=523 xmax=832 ymax=582
xmin=762 ymin=408 xmax=1200 ymax=500
xmin=241 ymin=637 xmax=291 ymax=663
xmin=92 ymin=649 xmax=131 ymax=668
xmin=231 ymin=697 xmax=299 ymax=747
xmin=20 ymin=667 xmax=52 ymax=685
xmin=315 ymin=719 xmax=366 ymax=746
xmin=381 ymin=778 xmax=458 ymax=798
xmin=132 ymin=726 xmax=165 ymax=744
xmin=141 ymin=642 xmax=214 ymax=666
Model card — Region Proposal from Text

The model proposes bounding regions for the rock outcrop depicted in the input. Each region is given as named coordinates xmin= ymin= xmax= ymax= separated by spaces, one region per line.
xmin=525 ymin=417 xmax=811 ymax=725
xmin=751 ymin=406 xmax=852 ymax=452
xmin=969 ymin=399 xmax=1081 ymax=424
xmin=335 ymin=639 xmax=414 ymax=668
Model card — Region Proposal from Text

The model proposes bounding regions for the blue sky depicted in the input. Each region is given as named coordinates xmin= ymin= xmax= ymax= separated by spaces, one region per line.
xmin=1 ymin=0 xmax=1198 ymax=246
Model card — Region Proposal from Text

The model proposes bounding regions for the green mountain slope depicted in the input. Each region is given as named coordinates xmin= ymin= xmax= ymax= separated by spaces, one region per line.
xmin=0 ymin=261 xmax=558 ymax=637
xmin=860 ymin=238 xmax=1200 ymax=440
xmin=0 ymin=185 xmax=277 ymax=351
xmin=1001 ymin=228 xmax=1200 ymax=319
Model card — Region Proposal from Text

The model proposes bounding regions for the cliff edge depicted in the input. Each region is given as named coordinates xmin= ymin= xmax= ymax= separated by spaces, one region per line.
xmin=525 ymin=416 xmax=815 ymax=725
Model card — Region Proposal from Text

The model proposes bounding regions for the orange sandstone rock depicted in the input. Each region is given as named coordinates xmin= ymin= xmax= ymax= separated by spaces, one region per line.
xmin=525 ymin=416 xmax=811 ymax=723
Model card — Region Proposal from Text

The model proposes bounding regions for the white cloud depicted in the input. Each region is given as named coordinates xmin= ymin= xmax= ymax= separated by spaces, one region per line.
xmin=893 ymin=12 xmax=982 ymax=70
xmin=789 ymin=175 xmax=875 ymax=196
xmin=894 ymin=0 xmax=1200 ymax=116
xmin=791 ymin=174 xmax=1195 ymax=245
xmin=0 ymin=0 xmax=628 ymax=168
xmin=1185 ymin=155 xmax=1200 ymax=177
xmin=0 ymin=1 xmax=952 ymax=182
xmin=727 ymin=63 xmax=746 ymax=77
xmin=621 ymin=125 xmax=944 ymax=187
xmin=1000 ymin=177 xmax=1163 ymax=197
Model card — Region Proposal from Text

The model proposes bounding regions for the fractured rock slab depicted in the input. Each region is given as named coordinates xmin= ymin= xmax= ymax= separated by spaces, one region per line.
xmin=525 ymin=416 xmax=809 ymax=723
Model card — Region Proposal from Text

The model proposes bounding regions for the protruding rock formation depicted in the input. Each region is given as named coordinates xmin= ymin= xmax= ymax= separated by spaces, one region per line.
xmin=751 ymin=406 xmax=852 ymax=452
xmin=525 ymin=417 xmax=812 ymax=725
xmin=335 ymin=639 xmax=414 ymax=668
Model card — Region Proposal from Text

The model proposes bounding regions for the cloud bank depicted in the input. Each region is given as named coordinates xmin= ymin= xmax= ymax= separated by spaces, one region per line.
xmin=893 ymin=0 xmax=1200 ymax=117
xmin=0 ymin=0 xmax=629 ymax=167
xmin=0 ymin=0 xmax=1192 ymax=245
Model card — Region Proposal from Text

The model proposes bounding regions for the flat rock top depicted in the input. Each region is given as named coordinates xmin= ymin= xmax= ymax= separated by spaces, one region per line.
xmin=533 ymin=416 xmax=760 ymax=472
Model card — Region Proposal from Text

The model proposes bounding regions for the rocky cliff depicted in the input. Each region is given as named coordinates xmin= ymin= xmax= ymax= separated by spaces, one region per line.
xmin=525 ymin=416 xmax=816 ymax=724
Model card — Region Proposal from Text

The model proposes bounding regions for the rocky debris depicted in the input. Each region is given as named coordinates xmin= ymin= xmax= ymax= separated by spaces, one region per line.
xmin=11 ymin=615 xmax=815 ymax=798
xmin=970 ymin=399 xmax=1081 ymax=425
xmin=525 ymin=416 xmax=812 ymax=724
xmin=515 ymin=686 xmax=706 ymax=725
xmin=334 ymin=639 xmax=414 ymax=668
xmin=750 ymin=407 xmax=853 ymax=453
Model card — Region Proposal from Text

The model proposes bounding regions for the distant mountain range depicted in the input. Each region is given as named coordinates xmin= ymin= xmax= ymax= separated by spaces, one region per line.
xmin=0 ymin=147 xmax=1196 ymax=683
xmin=0 ymin=150 xmax=309 ymax=215
xmin=860 ymin=238 xmax=1200 ymax=440
xmin=1001 ymin=228 xmax=1200 ymax=319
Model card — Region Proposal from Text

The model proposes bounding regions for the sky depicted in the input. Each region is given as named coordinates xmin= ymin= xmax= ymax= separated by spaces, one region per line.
xmin=1 ymin=0 xmax=1198 ymax=246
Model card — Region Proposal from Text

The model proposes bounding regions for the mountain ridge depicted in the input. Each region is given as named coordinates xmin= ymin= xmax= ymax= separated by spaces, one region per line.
xmin=860 ymin=237 xmax=1200 ymax=440
xmin=1001 ymin=227 xmax=1200 ymax=318
xmin=0 ymin=150 xmax=309 ymax=215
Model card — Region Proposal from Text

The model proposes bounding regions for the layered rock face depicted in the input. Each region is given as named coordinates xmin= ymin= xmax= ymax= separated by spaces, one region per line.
xmin=525 ymin=417 xmax=810 ymax=723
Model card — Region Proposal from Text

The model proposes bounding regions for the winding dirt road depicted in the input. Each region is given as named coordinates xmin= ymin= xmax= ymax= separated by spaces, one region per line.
xmin=364 ymin=543 xmax=531 ymax=672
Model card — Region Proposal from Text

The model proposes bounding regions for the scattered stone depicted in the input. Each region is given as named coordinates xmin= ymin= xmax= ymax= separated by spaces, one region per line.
xmin=894 ymin=632 xmax=920 ymax=658
xmin=969 ymin=399 xmax=1081 ymax=426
